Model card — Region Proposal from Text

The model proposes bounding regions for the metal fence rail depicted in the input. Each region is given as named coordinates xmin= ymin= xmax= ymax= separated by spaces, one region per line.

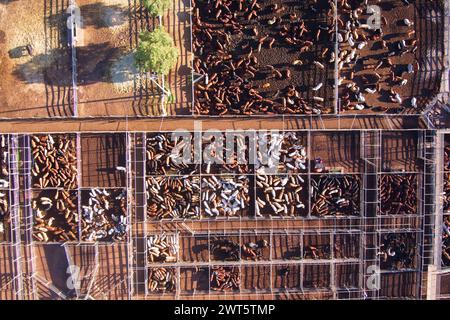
xmin=0 ymin=127 xmax=438 ymax=300
xmin=68 ymin=0 xmax=78 ymax=117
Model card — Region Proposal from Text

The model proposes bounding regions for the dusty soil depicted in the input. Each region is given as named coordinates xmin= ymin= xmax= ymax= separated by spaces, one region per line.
xmin=381 ymin=130 xmax=419 ymax=171
xmin=310 ymin=131 xmax=363 ymax=173
xmin=0 ymin=245 xmax=15 ymax=299
xmin=0 ymin=0 xmax=73 ymax=118
xmin=76 ymin=0 xmax=192 ymax=117
xmin=33 ymin=243 xmax=129 ymax=299
xmin=0 ymin=0 xmax=192 ymax=118
xmin=443 ymin=135 xmax=450 ymax=267
xmin=76 ymin=0 xmax=138 ymax=117
xmin=81 ymin=133 xmax=126 ymax=188
xmin=0 ymin=115 xmax=426 ymax=134
xmin=380 ymin=271 xmax=419 ymax=298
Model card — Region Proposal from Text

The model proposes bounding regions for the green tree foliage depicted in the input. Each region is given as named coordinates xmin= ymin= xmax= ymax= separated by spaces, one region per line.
xmin=143 ymin=0 xmax=172 ymax=17
xmin=135 ymin=27 xmax=178 ymax=75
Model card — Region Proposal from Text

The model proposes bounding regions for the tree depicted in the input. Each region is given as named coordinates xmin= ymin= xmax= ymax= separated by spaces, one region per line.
xmin=143 ymin=0 xmax=172 ymax=17
xmin=135 ymin=26 xmax=178 ymax=75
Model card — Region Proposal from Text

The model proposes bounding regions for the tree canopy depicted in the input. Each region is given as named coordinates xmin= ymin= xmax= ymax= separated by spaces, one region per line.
xmin=143 ymin=0 xmax=172 ymax=17
xmin=134 ymin=26 xmax=178 ymax=75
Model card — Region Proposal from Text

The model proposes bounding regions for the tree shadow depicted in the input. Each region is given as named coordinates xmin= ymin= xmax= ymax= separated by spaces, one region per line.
xmin=12 ymin=48 xmax=72 ymax=86
xmin=77 ymin=43 xmax=131 ymax=85
xmin=41 ymin=0 xmax=72 ymax=52
xmin=48 ymin=2 xmax=128 ymax=30
xmin=12 ymin=43 xmax=132 ymax=86
xmin=43 ymin=244 xmax=76 ymax=298
xmin=12 ymin=42 xmax=136 ymax=117
xmin=79 ymin=2 xmax=128 ymax=29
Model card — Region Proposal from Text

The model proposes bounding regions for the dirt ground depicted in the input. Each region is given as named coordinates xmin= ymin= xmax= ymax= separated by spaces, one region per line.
xmin=335 ymin=263 xmax=359 ymax=288
xmin=381 ymin=130 xmax=419 ymax=171
xmin=442 ymin=134 xmax=449 ymax=268
xmin=79 ymin=243 xmax=129 ymax=299
xmin=81 ymin=133 xmax=126 ymax=187
xmin=380 ymin=271 xmax=419 ymax=298
xmin=310 ymin=131 xmax=362 ymax=172
xmin=143 ymin=129 xmax=421 ymax=221
xmin=146 ymin=216 xmax=422 ymax=299
xmin=75 ymin=0 xmax=192 ymax=117
xmin=33 ymin=243 xmax=129 ymax=299
xmin=177 ymin=264 xmax=334 ymax=296
xmin=0 ymin=0 xmax=192 ymax=118
xmin=0 ymin=244 xmax=15 ymax=299
xmin=75 ymin=0 xmax=134 ymax=116
xmin=0 ymin=0 xmax=73 ymax=118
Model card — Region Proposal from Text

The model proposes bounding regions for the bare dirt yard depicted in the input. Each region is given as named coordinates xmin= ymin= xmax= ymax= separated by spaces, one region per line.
xmin=0 ymin=0 xmax=192 ymax=118
xmin=0 ymin=0 xmax=73 ymax=118
xmin=74 ymin=0 xmax=193 ymax=117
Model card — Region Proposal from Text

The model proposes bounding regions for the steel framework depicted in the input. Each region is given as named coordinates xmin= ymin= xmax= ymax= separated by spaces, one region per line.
xmin=0 ymin=129 xmax=442 ymax=300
